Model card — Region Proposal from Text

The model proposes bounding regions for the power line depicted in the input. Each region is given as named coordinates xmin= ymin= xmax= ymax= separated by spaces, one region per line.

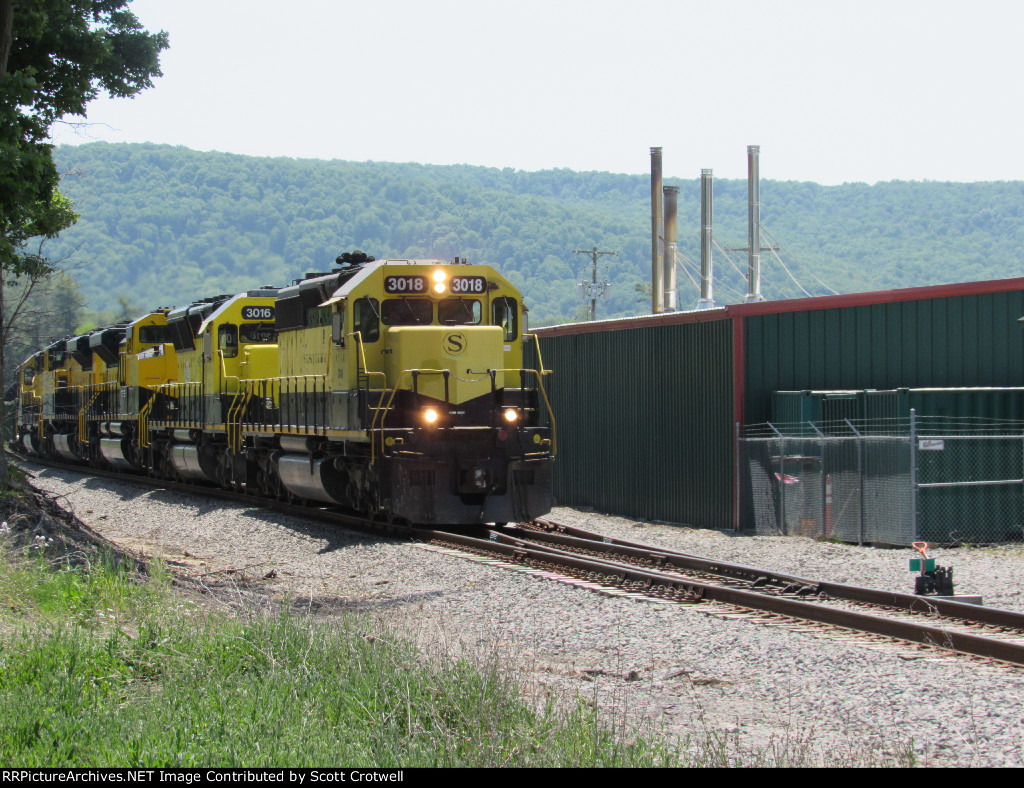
xmin=760 ymin=224 xmax=838 ymax=295
xmin=671 ymin=245 xmax=747 ymax=303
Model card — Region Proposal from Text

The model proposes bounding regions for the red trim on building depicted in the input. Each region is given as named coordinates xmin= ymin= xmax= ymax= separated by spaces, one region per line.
xmin=731 ymin=315 xmax=744 ymax=430
xmin=532 ymin=277 xmax=1024 ymax=338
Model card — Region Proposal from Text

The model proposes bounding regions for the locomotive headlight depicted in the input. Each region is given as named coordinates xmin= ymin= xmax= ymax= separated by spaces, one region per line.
xmin=423 ymin=408 xmax=439 ymax=425
xmin=503 ymin=408 xmax=518 ymax=423
xmin=432 ymin=269 xmax=447 ymax=294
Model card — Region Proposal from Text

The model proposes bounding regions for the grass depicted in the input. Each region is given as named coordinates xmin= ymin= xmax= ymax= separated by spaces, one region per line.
xmin=0 ymin=490 xmax=932 ymax=768
xmin=0 ymin=533 xmax=682 ymax=767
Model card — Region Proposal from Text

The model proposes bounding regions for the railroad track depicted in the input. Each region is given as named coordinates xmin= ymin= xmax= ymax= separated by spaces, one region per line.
xmin=18 ymin=453 xmax=1024 ymax=668
xmin=448 ymin=520 xmax=1024 ymax=668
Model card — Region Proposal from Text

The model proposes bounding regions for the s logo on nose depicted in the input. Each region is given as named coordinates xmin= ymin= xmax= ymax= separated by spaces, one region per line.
xmin=444 ymin=332 xmax=467 ymax=355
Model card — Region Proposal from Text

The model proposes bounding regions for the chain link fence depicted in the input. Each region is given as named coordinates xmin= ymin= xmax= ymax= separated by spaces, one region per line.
xmin=738 ymin=414 xmax=1024 ymax=545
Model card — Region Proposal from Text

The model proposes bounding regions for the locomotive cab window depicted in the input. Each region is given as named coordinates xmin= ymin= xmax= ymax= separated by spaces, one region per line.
xmin=354 ymin=297 xmax=380 ymax=343
xmin=218 ymin=324 xmax=239 ymax=358
xmin=492 ymin=297 xmax=518 ymax=341
xmin=381 ymin=298 xmax=432 ymax=326
xmin=138 ymin=325 xmax=168 ymax=345
xmin=438 ymin=299 xmax=481 ymax=325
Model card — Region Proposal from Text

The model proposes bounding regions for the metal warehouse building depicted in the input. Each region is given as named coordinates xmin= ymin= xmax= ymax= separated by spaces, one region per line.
xmin=534 ymin=277 xmax=1024 ymax=532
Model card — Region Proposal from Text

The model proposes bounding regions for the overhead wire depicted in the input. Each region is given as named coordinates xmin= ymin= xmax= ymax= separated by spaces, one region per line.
xmin=663 ymin=238 xmax=747 ymax=303
xmin=671 ymin=249 xmax=702 ymax=293
xmin=710 ymin=239 xmax=759 ymax=302
xmin=681 ymin=252 xmax=746 ymax=303
xmin=760 ymin=224 xmax=839 ymax=295
xmin=762 ymin=234 xmax=813 ymax=298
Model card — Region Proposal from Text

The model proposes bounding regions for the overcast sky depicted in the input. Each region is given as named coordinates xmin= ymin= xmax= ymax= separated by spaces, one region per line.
xmin=51 ymin=0 xmax=1024 ymax=184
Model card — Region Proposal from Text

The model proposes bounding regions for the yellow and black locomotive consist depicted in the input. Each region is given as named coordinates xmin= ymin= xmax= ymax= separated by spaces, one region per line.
xmin=14 ymin=255 xmax=556 ymax=524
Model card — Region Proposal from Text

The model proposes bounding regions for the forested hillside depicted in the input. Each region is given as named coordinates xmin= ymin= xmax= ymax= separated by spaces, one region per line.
xmin=46 ymin=142 xmax=1024 ymax=328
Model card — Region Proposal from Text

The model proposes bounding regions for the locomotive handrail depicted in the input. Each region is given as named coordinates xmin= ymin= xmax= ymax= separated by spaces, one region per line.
xmin=54 ymin=384 xmax=84 ymax=424
xmin=238 ymin=375 xmax=328 ymax=436
xmin=370 ymin=368 xmax=449 ymax=464
xmin=80 ymin=381 xmax=117 ymax=427
xmin=523 ymin=333 xmax=553 ymax=376
xmin=20 ymin=393 xmax=41 ymax=438
xmin=486 ymin=367 xmax=557 ymax=458
xmin=152 ymin=381 xmax=204 ymax=428
xmin=138 ymin=394 xmax=156 ymax=449
xmin=78 ymin=388 xmax=102 ymax=445
xmin=353 ymin=331 xmax=368 ymax=382
xmin=226 ymin=389 xmax=251 ymax=452
xmin=352 ymin=330 xmax=388 ymax=443
xmin=352 ymin=331 xmax=387 ymax=390
xmin=217 ymin=350 xmax=241 ymax=394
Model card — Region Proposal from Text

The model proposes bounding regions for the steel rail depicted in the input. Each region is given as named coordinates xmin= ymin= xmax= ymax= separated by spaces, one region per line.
xmin=519 ymin=519 xmax=1024 ymax=631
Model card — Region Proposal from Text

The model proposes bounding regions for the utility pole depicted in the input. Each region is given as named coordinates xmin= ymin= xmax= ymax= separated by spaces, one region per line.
xmin=574 ymin=247 xmax=616 ymax=321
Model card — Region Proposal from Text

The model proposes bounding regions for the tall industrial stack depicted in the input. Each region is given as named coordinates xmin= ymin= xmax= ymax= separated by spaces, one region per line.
xmin=697 ymin=168 xmax=715 ymax=310
xmin=650 ymin=147 xmax=664 ymax=314
xmin=663 ymin=185 xmax=679 ymax=312
xmin=746 ymin=145 xmax=765 ymax=303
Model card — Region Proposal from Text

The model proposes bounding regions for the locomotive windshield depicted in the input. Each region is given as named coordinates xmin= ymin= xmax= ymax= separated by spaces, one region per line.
xmin=438 ymin=298 xmax=481 ymax=325
xmin=240 ymin=323 xmax=276 ymax=344
xmin=381 ymin=299 xmax=432 ymax=326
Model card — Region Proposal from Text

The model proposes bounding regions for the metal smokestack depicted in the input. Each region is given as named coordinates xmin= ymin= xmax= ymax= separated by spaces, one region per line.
xmin=650 ymin=147 xmax=664 ymax=314
xmin=746 ymin=145 xmax=765 ymax=302
xmin=697 ymin=168 xmax=715 ymax=310
xmin=663 ymin=185 xmax=679 ymax=312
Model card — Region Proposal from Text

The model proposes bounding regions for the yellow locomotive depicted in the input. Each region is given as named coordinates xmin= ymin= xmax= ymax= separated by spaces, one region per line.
xmin=14 ymin=253 xmax=556 ymax=525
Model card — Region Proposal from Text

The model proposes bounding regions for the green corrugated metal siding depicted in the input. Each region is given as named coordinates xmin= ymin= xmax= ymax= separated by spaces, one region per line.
xmin=744 ymin=291 xmax=1024 ymax=423
xmin=537 ymin=319 xmax=734 ymax=528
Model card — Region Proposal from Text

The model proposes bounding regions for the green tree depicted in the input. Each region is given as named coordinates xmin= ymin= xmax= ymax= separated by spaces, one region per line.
xmin=0 ymin=0 xmax=167 ymax=485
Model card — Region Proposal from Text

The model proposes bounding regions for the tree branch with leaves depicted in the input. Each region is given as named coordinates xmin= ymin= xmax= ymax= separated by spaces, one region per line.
xmin=0 ymin=0 xmax=167 ymax=486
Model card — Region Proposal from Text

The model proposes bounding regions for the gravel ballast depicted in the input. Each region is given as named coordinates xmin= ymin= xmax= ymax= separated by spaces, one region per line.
xmin=23 ymin=464 xmax=1024 ymax=767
